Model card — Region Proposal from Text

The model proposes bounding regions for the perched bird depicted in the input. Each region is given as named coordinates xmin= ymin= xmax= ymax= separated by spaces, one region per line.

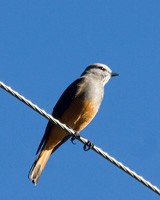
xmin=29 ymin=63 xmax=118 ymax=185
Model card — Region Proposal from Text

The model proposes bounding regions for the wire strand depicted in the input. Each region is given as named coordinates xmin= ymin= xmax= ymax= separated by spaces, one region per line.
xmin=0 ymin=81 xmax=160 ymax=195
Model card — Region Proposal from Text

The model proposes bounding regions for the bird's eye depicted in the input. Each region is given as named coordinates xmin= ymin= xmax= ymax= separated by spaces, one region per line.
xmin=99 ymin=67 xmax=105 ymax=71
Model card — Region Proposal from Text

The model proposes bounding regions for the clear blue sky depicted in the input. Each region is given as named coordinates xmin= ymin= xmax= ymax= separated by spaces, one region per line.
xmin=0 ymin=1 xmax=160 ymax=199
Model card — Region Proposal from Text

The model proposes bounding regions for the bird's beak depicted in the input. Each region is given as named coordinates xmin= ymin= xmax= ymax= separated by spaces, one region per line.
xmin=111 ymin=72 xmax=119 ymax=77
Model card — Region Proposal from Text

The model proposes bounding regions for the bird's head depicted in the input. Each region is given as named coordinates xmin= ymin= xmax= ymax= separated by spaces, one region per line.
xmin=81 ymin=63 xmax=119 ymax=86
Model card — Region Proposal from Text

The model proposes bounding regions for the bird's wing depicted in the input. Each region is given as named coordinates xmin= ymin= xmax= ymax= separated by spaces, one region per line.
xmin=36 ymin=78 xmax=83 ymax=154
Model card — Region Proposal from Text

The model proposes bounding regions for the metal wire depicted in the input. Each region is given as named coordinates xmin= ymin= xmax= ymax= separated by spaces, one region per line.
xmin=0 ymin=81 xmax=160 ymax=195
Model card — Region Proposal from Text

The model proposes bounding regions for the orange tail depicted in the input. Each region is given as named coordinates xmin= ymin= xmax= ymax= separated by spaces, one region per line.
xmin=29 ymin=124 xmax=70 ymax=185
xmin=28 ymin=149 xmax=52 ymax=185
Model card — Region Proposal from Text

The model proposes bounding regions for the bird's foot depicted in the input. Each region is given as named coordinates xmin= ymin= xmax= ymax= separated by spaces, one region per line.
xmin=71 ymin=132 xmax=80 ymax=144
xmin=83 ymin=140 xmax=94 ymax=151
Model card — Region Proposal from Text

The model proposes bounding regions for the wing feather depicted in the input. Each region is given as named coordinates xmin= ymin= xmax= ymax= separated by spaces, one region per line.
xmin=36 ymin=78 xmax=83 ymax=154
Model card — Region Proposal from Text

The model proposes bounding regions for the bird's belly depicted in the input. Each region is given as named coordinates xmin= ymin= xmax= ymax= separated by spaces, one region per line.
xmin=45 ymin=97 xmax=98 ymax=150
xmin=60 ymin=97 xmax=98 ymax=132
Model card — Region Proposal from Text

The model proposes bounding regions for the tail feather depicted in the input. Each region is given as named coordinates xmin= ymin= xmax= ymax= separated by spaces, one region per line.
xmin=28 ymin=161 xmax=41 ymax=185
xmin=29 ymin=131 xmax=70 ymax=185
xmin=28 ymin=149 xmax=52 ymax=185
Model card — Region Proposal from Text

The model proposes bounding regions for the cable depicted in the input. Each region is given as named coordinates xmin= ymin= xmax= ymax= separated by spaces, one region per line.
xmin=0 ymin=81 xmax=160 ymax=195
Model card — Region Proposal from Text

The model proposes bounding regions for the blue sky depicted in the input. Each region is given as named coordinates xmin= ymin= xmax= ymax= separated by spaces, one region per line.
xmin=0 ymin=1 xmax=160 ymax=199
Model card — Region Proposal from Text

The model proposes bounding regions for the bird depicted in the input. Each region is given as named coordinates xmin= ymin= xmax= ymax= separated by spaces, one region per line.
xmin=28 ymin=63 xmax=118 ymax=185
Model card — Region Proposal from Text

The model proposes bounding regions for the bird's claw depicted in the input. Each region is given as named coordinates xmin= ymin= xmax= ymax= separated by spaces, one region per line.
xmin=71 ymin=136 xmax=76 ymax=144
xmin=71 ymin=132 xmax=80 ymax=144
xmin=83 ymin=140 xmax=94 ymax=151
